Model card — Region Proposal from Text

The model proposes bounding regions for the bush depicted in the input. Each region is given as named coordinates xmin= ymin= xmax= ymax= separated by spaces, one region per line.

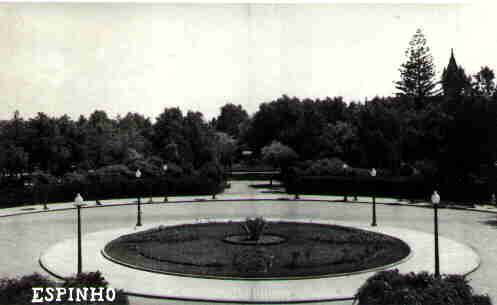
xmin=62 ymin=271 xmax=108 ymax=288
xmin=198 ymin=161 xmax=224 ymax=182
xmin=355 ymin=269 xmax=492 ymax=305
xmin=0 ymin=273 xmax=52 ymax=305
xmin=62 ymin=171 xmax=88 ymax=184
xmin=414 ymin=159 xmax=438 ymax=179
xmin=91 ymin=165 xmax=135 ymax=181
xmin=0 ymin=272 xmax=129 ymax=305
xmin=31 ymin=171 xmax=57 ymax=185
xmin=298 ymin=158 xmax=347 ymax=176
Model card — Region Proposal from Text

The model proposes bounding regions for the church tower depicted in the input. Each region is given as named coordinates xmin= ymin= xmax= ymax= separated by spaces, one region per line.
xmin=441 ymin=49 xmax=470 ymax=98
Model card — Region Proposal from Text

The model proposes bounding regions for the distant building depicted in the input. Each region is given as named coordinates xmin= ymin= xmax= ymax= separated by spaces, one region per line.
xmin=441 ymin=49 xmax=471 ymax=98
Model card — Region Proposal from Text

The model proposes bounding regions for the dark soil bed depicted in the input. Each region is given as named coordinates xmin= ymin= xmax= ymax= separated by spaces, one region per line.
xmin=104 ymin=221 xmax=410 ymax=279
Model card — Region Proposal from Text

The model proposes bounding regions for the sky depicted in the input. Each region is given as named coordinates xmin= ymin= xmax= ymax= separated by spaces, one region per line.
xmin=1 ymin=2 xmax=496 ymax=121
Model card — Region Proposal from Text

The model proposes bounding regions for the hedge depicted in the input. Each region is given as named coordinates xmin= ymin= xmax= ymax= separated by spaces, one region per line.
xmin=0 ymin=175 xmax=225 ymax=208
xmin=284 ymin=175 xmax=490 ymax=204
xmin=285 ymin=175 xmax=431 ymax=199
xmin=355 ymin=269 xmax=492 ymax=305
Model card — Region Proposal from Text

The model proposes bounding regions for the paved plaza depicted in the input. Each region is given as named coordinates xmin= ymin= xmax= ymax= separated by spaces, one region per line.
xmin=1 ymin=181 xmax=497 ymax=305
xmin=40 ymin=220 xmax=478 ymax=303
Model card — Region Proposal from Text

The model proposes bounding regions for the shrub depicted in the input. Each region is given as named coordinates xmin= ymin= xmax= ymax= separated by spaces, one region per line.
xmin=91 ymin=164 xmax=135 ymax=181
xmin=301 ymin=158 xmax=346 ymax=176
xmin=62 ymin=171 xmax=88 ymax=184
xmin=198 ymin=161 xmax=224 ymax=182
xmin=414 ymin=159 xmax=438 ymax=179
xmin=31 ymin=171 xmax=57 ymax=185
xmin=62 ymin=271 xmax=108 ymax=288
xmin=355 ymin=269 xmax=492 ymax=305
xmin=0 ymin=273 xmax=52 ymax=305
xmin=0 ymin=272 xmax=129 ymax=305
xmin=261 ymin=141 xmax=299 ymax=170
xmin=241 ymin=217 xmax=267 ymax=241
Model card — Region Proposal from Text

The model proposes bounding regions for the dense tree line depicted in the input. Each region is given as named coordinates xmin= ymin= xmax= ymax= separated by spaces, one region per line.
xmin=0 ymin=108 xmax=227 ymax=181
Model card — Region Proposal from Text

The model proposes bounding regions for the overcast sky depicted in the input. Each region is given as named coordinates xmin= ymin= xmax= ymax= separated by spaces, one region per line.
xmin=1 ymin=2 xmax=496 ymax=121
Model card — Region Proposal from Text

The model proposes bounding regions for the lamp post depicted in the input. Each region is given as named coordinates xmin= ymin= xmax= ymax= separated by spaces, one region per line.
xmin=431 ymin=190 xmax=440 ymax=278
xmin=212 ymin=185 xmax=217 ymax=200
xmin=343 ymin=164 xmax=348 ymax=202
xmin=163 ymin=164 xmax=169 ymax=202
xmin=135 ymin=169 xmax=142 ymax=227
xmin=43 ymin=183 xmax=48 ymax=210
xmin=74 ymin=193 xmax=85 ymax=275
xmin=492 ymin=161 xmax=497 ymax=206
xmin=370 ymin=168 xmax=377 ymax=226
xmin=294 ymin=175 xmax=300 ymax=200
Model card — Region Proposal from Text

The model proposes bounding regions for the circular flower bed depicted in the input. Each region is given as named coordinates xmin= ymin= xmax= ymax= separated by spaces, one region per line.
xmin=103 ymin=221 xmax=410 ymax=279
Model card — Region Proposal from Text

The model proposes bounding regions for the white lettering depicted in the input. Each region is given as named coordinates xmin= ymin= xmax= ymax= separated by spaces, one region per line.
xmin=67 ymin=287 xmax=74 ymax=301
xmin=89 ymin=287 xmax=105 ymax=302
xmin=76 ymin=287 xmax=88 ymax=302
xmin=31 ymin=287 xmax=116 ymax=303
xmin=106 ymin=288 xmax=116 ymax=302
xmin=31 ymin=288 xmax=44 ymax=303
xmin=55 ymin=287 xmax=67 ymax=301
xmin=45 ymin=287 xmax=54 ymax=302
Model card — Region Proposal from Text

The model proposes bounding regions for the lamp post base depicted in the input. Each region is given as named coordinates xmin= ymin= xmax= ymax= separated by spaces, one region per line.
xmin=136 ymin=197 xmax=142 ymax=227
xmin=371 ymin=196 xmax=377 ymax=226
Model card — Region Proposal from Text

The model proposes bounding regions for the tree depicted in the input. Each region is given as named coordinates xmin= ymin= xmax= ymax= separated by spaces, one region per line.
xmin=1 ymin=145 xmax=29 ymax=176
xmin=213 ymin=132 xmax=237 ymax=168
xmin=245 ymin=95 xmax=302 ymax=152
xmin=215 ymin=103 xmax=249 ymax=138
xmin=395 ymin=29 xmax=438 ymax=101
xmin=472 ymin=66 xmax=496 ymax=98
xmin=261 ymin=141 xmax=298 ymax=170
xmin=319 ymin=121 xmax=359 ymax=160
xmin=441 ymin=49 xmax=471 ymax=98
xmin=153 ymin=107 xmax=185 ymax=162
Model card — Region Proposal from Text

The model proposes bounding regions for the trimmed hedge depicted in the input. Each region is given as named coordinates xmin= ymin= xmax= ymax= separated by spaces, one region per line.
xmin=355 ymin=269 xmax=492 ymax=305
xmin=285 ymin=175 xmax=431 ymax=199
xmin=284 ymin=175 xmax=489 ymax=204
xmin=0 ymin=175 xmax=225 ymax=208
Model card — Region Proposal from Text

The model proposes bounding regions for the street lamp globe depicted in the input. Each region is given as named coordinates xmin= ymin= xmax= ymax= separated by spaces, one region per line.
xmin=135 ymin=169 xmax=142 ymax=179
xmin=74 ymin=193 xmax=84 ymax=206
xmin=370 ymin=168 xmax=377 ymax=177
xmin=163 ymin=164 xmax=168 ymax=172
xmin=431 ymin=190 xmax=440 ymax=205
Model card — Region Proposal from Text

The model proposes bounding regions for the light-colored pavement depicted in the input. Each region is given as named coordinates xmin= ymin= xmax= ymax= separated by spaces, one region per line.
xmin=40 ymin=219 xmax=479 ymax=303
xmin=1 ymin=180 xmax=497 ymax=305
